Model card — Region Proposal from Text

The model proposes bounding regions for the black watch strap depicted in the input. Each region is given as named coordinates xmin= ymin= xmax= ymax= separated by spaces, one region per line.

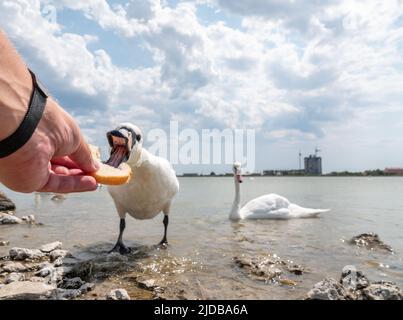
xmin=0 ymin=69 xmax=48 ymax=159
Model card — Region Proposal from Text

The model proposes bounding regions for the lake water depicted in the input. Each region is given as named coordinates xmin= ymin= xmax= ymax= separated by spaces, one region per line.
xmin=1 ymin=177 xmax=403 ymax=299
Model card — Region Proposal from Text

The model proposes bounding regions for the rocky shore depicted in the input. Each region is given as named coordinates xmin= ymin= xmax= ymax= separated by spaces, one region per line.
xmin=307 ymin=265 xmax=403 ymax=300
xmin=0 ymin=242 xmax=96 ymax=300
xmin=306 ymin=233 xmax=401 ymax=300
xmin=0 ymin=242 xmax=201 ymax=300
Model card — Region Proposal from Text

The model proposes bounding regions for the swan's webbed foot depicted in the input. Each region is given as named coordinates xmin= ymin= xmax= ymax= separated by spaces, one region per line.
xmin=158 ymin=239 xmax=168 ymax=249
xmin=109 ymin=241 xmax=131 ymax=255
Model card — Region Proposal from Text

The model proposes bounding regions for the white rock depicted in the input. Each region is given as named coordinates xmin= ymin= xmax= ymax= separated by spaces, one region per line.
xmin=107 ymin=289 xmax=131 ymax=300
xmin=49 ymin=250 xmax=70 ymax=262
xmin=5 ymin=272 xmax=25 ymax=284
xmin=53 ymin=258 xmax=64 ymax=267
xmin=2 ymin=262 xmax=28 ymax=273
xmin=0 ymin=211 xmax=15 ymax=217
xmin=40 ymin=241 xmax=63 ymax=253
xmin=137 ymin=278 xmax=158 ymax=290
xmin=35 ymin=266 xmax=55 ymax=277
xmin=307 ymin=278 xmax=347 ymax=300
xmin=9 ymin=248 xmax=45 ymax=261
xmin=0 ymin=281 xmax=56 ymax=300
xmin=21 ymin=215 xmax=36 ymax=224
xmin=0 ymin=240 xmax=10 ymax=246
xmin=0 ymin=215 xmax=22 ymax=225
xmin=47 ymin=266 xmax=73 ymax=285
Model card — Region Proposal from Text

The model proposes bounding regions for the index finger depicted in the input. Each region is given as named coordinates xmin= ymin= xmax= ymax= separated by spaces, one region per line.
xmin=38 ymin=172 xmax=98 ymax=193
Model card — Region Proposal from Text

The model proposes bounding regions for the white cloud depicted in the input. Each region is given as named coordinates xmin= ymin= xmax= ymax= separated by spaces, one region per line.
xmin=1 ymin=0 xmax=403 ymax=170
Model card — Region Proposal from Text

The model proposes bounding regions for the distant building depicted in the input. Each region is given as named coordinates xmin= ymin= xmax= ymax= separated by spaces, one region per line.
xmin=304 ymin=155 xmax=322 ymax=175
xmin=384 ymin=168 xmax=403 ymax=175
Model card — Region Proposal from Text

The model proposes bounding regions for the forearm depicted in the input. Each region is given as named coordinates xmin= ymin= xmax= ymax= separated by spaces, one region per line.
xmin=0 ymin=30 xmax=33 ymax=140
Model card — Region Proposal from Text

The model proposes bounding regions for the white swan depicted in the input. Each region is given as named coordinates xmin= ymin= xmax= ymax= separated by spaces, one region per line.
xmin=229 ymin=162 xmax=329 ymax=220
xmin=106 ymin=123 xmax=179 ymax=254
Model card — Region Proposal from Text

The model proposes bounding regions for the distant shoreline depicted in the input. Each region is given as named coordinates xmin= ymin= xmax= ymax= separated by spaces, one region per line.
xmin=177 ymin=168 xmax=402 ymax=177
xmin=177 ymin=174 xmax=403 ymax=178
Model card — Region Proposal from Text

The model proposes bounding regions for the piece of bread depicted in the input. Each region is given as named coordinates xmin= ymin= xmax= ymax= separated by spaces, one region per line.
xmin=88 ymin=144 xmax=132 ymax=185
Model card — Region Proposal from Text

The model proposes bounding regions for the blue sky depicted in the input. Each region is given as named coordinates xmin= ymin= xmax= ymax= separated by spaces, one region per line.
xmin=1 ymin=0 xmax=403 ymax=173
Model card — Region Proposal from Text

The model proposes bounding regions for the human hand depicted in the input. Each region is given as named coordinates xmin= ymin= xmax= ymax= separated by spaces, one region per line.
xmin=0 ymin=98 xmax=99 ymax=193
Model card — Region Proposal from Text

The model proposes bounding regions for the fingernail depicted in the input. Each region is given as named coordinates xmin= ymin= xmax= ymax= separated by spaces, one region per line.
xmin=93 ymin=161 xmax=100 ymax=171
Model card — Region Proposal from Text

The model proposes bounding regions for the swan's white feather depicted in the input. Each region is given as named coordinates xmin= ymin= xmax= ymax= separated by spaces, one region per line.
xmin=238 ymin=193 xmax=329 ymax=220
xmin=108 ymin=147 xmax=179 ymax=220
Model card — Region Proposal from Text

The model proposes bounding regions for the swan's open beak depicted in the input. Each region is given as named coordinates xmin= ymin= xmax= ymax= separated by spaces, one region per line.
xmin=105 ymin=129 xmax=132 ymax=168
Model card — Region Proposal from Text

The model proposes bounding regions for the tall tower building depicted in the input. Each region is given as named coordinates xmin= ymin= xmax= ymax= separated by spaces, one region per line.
xmin=304 ymin=148 xmax=322 ymax=175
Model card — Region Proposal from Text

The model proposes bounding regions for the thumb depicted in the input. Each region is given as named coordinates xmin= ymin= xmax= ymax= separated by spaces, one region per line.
xmin=68 ymin=137 xmax=100 ymax=173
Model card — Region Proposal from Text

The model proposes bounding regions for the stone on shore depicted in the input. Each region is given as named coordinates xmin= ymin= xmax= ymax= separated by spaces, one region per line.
xmin=233 ymin=253 xmax=304 ymax=283
xmin=0 ymin=243 xmax=97 ymax=300
xmin=0 ymin=241 xmax=10 ymax=246
xmin=2 ymin=262 xmax=29 ymax=273
xmin=52 ymin=288 xmax=82 ymax=300
xmin=0 ymin=215 xmax=22 ymax=225
xmin=21 ymin=215 xmax=36 ymax=224
xmin=0 ymin=191 xmax=15 ymax=212
xmin=340 ymin=265 xmax=369 ymax=299
xmin=136 ymin=277 xmax=159 ymax=291
xmin=40 ymin=242 xmax=63 ymax=253
xmin=107 ymin=289 xmax=131 ymax=300
xmin=9 ymin=247 xmax=46 ymax=261
xmin=5 ymin=272 xmax=25 ymax=284
xmin=0 ymin=213 xmax=36 ymax=225
xmin=49 ymin=249 xmax=70 ymax=262
xmin=349 ymin=233 xmax=393 ymax=253
xmin=307 ymin=277 xmax=347 ymax=300
xmin=61 ymin=277 xmax=86 ymax=290
xmin=0 ymin=281 xmax=56 ymax=300
xmin=307 ymin=266 xmax=403 ymax=300
xmin=363 ymin=282 xmax=403 ymax=300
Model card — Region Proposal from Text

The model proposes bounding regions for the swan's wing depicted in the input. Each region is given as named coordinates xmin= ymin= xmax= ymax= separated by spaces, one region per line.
xmin=288 ymin=204 xmax=330 ymax=218
xmin=240 ymin=194 xmax=292 ymax=219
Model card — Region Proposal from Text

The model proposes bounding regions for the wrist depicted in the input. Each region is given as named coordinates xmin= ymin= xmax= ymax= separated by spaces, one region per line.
xmin=0 ymin=69 xmax=33 ymax=141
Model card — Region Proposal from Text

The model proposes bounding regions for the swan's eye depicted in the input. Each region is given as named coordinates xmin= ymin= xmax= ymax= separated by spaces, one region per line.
xmin=136 ymin=134 xmax=141 ymax=142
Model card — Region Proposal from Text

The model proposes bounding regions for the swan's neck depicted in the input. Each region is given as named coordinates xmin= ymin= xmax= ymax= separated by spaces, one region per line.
xmin=229 ymin=178 xmax=241 ymax=220
xmin=128 ymin=145 xmax=144 ymax=168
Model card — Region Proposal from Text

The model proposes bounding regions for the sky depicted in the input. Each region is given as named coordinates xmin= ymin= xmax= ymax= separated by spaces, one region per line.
xmin=1 ymin=0 xmax=403 ymax=174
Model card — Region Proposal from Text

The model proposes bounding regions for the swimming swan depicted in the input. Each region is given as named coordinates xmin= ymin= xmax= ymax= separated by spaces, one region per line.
xmin=229 ymin=162 xmax=329 ymax=220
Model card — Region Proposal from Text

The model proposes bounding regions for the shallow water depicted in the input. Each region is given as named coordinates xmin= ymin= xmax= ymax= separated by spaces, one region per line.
xmin=1 ymin=177 xmax=403 ymax=299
